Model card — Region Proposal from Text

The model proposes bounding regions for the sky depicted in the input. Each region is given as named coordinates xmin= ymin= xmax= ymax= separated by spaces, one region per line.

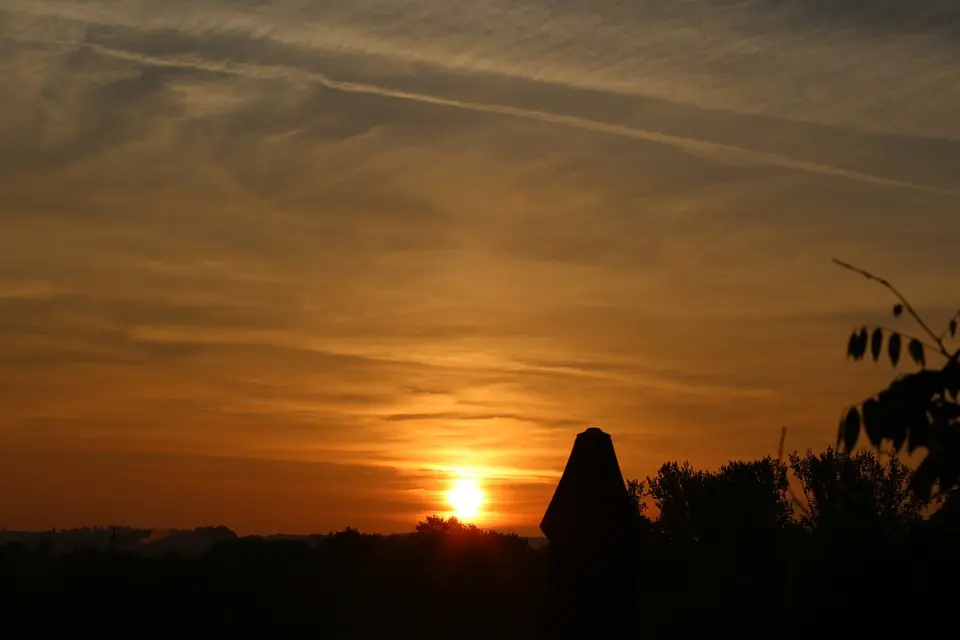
xmin=1 ymin=0 xmax=958 ymax=536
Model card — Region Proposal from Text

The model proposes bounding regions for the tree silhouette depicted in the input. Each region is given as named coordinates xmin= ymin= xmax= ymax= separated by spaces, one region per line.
xmin=788 ymin=447 xmax=927 ymax=534
xmin=644 ymin=461 xmax=705 ymax=542
xmin=834 ymin=259 xmax=960 ymax=500
xmin=415 ymin=515 xmax=476 ymax=535
xmin=644 ymin=457 xmax=791 ymax=543
xmin=625 ymin=478 xmax=645 ymax=517
xmin=412 ymin=515 xmax=528 ymax=550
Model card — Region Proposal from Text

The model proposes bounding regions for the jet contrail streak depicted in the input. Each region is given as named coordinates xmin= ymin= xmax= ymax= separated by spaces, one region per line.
xmin=62 ymin=40 xmax=956 ymax=196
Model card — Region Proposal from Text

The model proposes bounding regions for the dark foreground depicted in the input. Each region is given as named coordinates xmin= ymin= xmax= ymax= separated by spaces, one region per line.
xmin=8 ymin=448 xmax=960 ymax=638
xmin=4 ymin=519 xmax=960 ymax=639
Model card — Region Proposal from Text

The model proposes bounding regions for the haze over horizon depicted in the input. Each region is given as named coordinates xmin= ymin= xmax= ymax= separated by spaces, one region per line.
xmin=1 ymin=0 xmax=958 ymax=536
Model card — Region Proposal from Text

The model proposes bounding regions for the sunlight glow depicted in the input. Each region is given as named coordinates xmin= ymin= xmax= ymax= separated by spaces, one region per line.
xmin=446 ymin=478 xmax=485 ymax=521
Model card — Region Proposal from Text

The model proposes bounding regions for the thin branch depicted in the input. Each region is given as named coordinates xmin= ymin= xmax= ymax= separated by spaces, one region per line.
xmin=949 ymin=349 xmax=960 ymax=367
xmin=833 ymin=258 xmax=950 ymax=358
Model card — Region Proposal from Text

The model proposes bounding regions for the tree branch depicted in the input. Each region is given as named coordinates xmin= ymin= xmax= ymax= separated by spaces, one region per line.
xmin=833 ymin=258 xmax=950 ymax=358
xmin=949 ymin=349 xmax=960 ymax=367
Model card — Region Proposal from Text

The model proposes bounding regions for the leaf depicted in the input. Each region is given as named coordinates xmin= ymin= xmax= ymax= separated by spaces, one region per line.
xmin=846 ymin=331 xmax=860 ymax=360
xmin=906 ymin=415 xmax=929 ymax=454
xmin=939 ymin=470 xmax=960 ymax=495
xmin=944 ymin=367 xmax=960 ymax=397
xmin=909 ymin=455 xmax=937 ymax=502
xmin=891 ymin=422 xmax=907 ymax=453
xmin=941 ymin=434 xmax=960 ymax=491
xmin=888 ymin=333 xmax=902 ymax=367
xmin=908 ymin=339 xmax=926 ymax=368
xmin=848 ymin=327 xmax=869 ymax=361
xmin=839 ymin=407 xmax=861 ymax=452
xmin=893 ymin=304 xmax=903 ymax=318
xmin=950 ymin=318 xmax=957 ymax=338
xmin=861 ymin=398 xmax=885 ymax=448
xmin=870 ymin=328 xmax=883 ymax=362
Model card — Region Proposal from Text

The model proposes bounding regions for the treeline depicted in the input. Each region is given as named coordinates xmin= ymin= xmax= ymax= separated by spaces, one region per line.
xmin=3 ymin=518 xmax=545 ymax=638
xmin=4 ymin=447 xmax=960 ymax=638
xmin=0 ymin=525 xmax=239 ymax=556
xmin=626 ymin=447 xmax=960 ymax=637
xmin=631 ymin=447 xmax=953 ymax=538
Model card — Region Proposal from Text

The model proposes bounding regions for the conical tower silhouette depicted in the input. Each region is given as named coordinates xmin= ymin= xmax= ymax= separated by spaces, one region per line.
xmin=540 ymin=427 xmax=633 ymax=551
xmin=538 ymin=427 xmax=638 ymax=638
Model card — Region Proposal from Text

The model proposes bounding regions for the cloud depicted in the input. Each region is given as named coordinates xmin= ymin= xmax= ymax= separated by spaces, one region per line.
xmin=0 ymin=0 xmax=958 ymax=534
xmin=7 ymin=0 xmax=959 ymax=139
xmin=9 ymin=11 xmax=958 ymax=193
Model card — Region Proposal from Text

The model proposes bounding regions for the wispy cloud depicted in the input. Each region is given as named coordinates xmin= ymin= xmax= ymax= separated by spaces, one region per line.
xmin=8 ymin=0 xmax=960 ymax=139
xmin=45 ymin=38 xmax=949 ymax=195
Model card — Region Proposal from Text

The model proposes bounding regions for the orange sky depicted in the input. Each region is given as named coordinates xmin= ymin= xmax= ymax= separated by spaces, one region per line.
xmin=1 ymin=0 xmax=959 ymax=536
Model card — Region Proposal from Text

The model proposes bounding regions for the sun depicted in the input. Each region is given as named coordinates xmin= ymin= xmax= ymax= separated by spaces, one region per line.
xmin=446 ymin=478 xmax=485 ymax=521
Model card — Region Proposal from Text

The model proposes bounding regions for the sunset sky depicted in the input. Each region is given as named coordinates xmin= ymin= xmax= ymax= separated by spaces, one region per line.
xmin=1 ymin=0 xmax=958 ymax=536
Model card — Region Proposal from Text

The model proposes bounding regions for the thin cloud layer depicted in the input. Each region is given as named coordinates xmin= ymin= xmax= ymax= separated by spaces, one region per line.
xmin=1 ymin=0 xmax=958 ymax=535
xmin=8 ymin=0 xmax=960 ymax=139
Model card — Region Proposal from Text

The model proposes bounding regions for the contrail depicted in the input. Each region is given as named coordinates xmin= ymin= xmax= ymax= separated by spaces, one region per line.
xmin=68 ymin=40 xmax=955 ymax=196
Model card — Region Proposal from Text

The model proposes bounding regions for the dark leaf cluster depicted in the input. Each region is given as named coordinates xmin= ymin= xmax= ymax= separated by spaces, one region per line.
xmin=845 ymin=326 xmax=924 ymax=368
xmin=836 ymin=259 xmax=960 ymax=500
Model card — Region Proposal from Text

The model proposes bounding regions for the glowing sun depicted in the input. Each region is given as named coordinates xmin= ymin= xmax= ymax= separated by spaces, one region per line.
xmin=446 ymin=478 xmax=485 ymax=521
